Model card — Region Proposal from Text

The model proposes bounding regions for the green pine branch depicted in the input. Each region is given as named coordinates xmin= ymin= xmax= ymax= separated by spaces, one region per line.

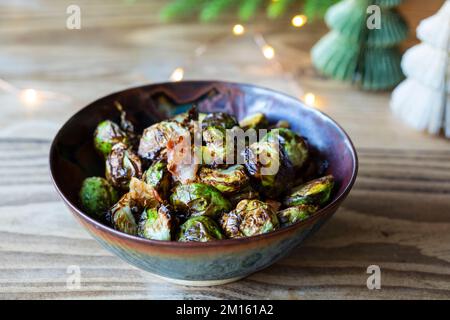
xmin=200 ymin=0 xmax=239 ymax=22
xmin=239 ymin=0 xmax=264 ymax=21
xmin=160 ymin=0 xmax=338 ymax=22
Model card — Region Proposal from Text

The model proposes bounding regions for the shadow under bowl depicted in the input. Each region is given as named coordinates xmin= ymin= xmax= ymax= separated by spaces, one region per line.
xmin=49 ymin=80 xmax=358 ymax=285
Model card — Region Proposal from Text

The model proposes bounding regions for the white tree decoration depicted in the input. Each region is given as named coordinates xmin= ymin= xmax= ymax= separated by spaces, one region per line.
xmin=390 ymin=0 xmax=450 ymax=137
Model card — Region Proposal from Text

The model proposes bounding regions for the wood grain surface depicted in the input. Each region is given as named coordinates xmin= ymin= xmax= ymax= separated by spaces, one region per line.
xmin=0 ymin=0 xmax=449 ymax=299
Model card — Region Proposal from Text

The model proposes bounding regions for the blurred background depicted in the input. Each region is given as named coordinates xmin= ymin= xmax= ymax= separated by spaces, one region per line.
xmin=0 ymin=0 xmax=445 ymax=141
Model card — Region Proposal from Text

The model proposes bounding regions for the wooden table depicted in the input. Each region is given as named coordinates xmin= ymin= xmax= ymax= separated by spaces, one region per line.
xmin=1 ymin=0 xmax=449 ymax=299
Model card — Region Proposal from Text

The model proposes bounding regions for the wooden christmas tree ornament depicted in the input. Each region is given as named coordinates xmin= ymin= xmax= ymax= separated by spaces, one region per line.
xmin=390 ymin=0 xmax=450 ymax=137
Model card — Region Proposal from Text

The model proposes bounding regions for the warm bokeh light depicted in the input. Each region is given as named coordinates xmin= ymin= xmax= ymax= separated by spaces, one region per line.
xmin=170 ymin=67 xmax=184 ymax=82
xmin=232 ymin=24 xmax=245 ymax=35
xmin=304 ymin=92 xmax=316 ymax=106
xmin=19 ymin=89 xmax=40 ymax=106
xmin=262 ymin=45 xmax=275 ymax=60
xmin=292 ymin=14 xmax=307 ymax=27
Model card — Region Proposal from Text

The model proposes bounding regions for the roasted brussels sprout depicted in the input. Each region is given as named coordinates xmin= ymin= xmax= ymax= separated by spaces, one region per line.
xmin=143 ymin=160 xmax=171 ymax=200
xmin=228 ymin=185 xmax=260 ymax=206
xmin=138 ymin=204 xmax=175 ymax=241
xmin=239 ymin=112 xmax=268 ymax=130
xmin=110 ymin=193 xmax=140 ymax=235
xmin=277 ymin=204 xmax=318 ymax=226
xmin=221 ymin=199 xmax=279 ymax=238
xmin=202 ymin=126 xmax=227 ymax=165
xmin=79 ymin=177 xmax=118 ymax=218
xmin=178 ymin=216 xmax=224 ymax=242
xmin=262 ymin=128 xmax=309 ymax=169
xmin=129 ymin=177 xmax=162 ymax=208
xmin=244 ymin=140 xmax=293 ymax=197
xmin=106 ymin=143 xmax=143 ymax=190
xmin=199 ymin=164 xmax=249 ymax=194
xmin=283 ymin=175 xmax=334 ymax=207
xmin=166 ymin=131 xmax=199 ymax=184
xmin=201 ymin=112 xmax=238 ymax=129
xmin=170 ymin=183 xmax=231 ymax=218
xmin=94 ymin=120 xmax=129 ymax=157
xmin=138 ymin=120 xmax=189 ymax=161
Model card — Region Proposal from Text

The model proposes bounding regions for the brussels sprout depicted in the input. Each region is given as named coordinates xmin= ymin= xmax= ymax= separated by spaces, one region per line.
xmin=244 ymin=140 xmax=294 ymax=197
xmin=143 ymin=160 xmax=171 ymax=200
xmin=129 ymin=177 xmax=162 ymax=208
xmin=138 ymin=120 xmax=189 ymax=161
xmin=220 ymin=199 xmax=279 ymax=238
xmin=178 ymin=216 xmax=224 ymax=242
xmin=106 ymin=143 xmax=143 ymax=190
xmin=228 ymin=185 xmax=260 ymax=206
xmin=202 ymin=126 xmax=227 ymax=165
xmin=138 ymin=204 xmax=174 ymax=241
xmin=283 ymin=175 xmax=335 ymax=207
xmin=277 ymin=204 xmax=319 ymax=226
xmin=110 ymin=193 xmax=139 ymax=235
xmin=170 ymin=183 xmax=231 ymax=218
xmin=79 ymin=177 xmax=119 ymax=218
xmin=94 ymin=120 xmax=129 ymax=157
xmin=201 ymin=112 xmax=238 ymax=129
xmin=262 ymin=128 xmax=309 ymax=168
xmin=166 ymin=130 xmax=199 ymax=184
xmin=113 ymin=101 xmax=140 ymax=148
xmin=199 ymin=164 xmax=249 ymax=194
xmin=239 ymin=112 xmax=268 ymax=130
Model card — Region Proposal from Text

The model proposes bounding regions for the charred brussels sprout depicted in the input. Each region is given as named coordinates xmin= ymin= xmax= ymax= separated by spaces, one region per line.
xmin=106 ymin=143 xmax=143 ymax=190
xmin=244 ymin=140 xmax=293 ymax=197
xmin=138 ymin=120 xmax=189 ymax=161
xmin=277 ymin=204 xmax=318 ymax=226
xmin=263 ymin=128 xmax=309 ymax=169
xmin=221 ymin=199 xmax=279 ymax=238
xmin=79 ymin=177 xmax=118 ymax=218
xmin=94 ymin=120 xmax=129 ymax=157
xmin=170 ymin=183 xmax=231 ymax=218
xmin=110 ymin=193 xmax=140 ymax=235
xmin=138 ymin=204 xmax=175 ymax=241
xmin=178 ymin=216 xmax=224 ymax=242
xmin=129 ymin=177 xmax=162 ymax=208
xmin=283 ymin=175 xmax=334 ymax=207
xmin=202 ymin=112 xmax=238 ymax=129
xmin=239 ymin=112 xmax=269 ymax=130
xmin=199 ymin=164 xmax=249 ymax=194
xmin=143 ymin=160 xmax=171 ymax=200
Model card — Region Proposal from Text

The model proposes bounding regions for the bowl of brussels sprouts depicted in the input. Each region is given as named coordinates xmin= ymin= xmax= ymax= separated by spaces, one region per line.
xmin=50 ymin=81 xmax=357 ymax=286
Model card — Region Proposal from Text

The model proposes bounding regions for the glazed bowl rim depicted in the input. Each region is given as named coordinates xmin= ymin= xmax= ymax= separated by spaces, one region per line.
xmin=49 ymin=80 xmax=358 ymax=248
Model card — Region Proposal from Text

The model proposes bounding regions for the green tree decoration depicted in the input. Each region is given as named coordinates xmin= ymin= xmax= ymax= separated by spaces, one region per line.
xmin=160 ymin=0 xmax=338 ymax=23
xmin=311 ymin=0 xmax=408 ymax=90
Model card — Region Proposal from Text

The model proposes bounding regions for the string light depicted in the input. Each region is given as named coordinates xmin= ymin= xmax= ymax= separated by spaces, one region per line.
xmin=232 ymin=24 xmax=245 ymax=36
xmin=291 ymin=14 xmax=307 ymax=28
xmin=20 ymin=89 xmax=40 ymax=107
xmin=304 ymin=92 xmax=316 ymax=106
xmin=170 ymin=67 xmax=184 ymax=82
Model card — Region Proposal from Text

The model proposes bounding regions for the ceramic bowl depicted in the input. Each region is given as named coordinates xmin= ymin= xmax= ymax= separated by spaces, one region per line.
xmin=49 ymin=81 xmax=358 ymax=286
